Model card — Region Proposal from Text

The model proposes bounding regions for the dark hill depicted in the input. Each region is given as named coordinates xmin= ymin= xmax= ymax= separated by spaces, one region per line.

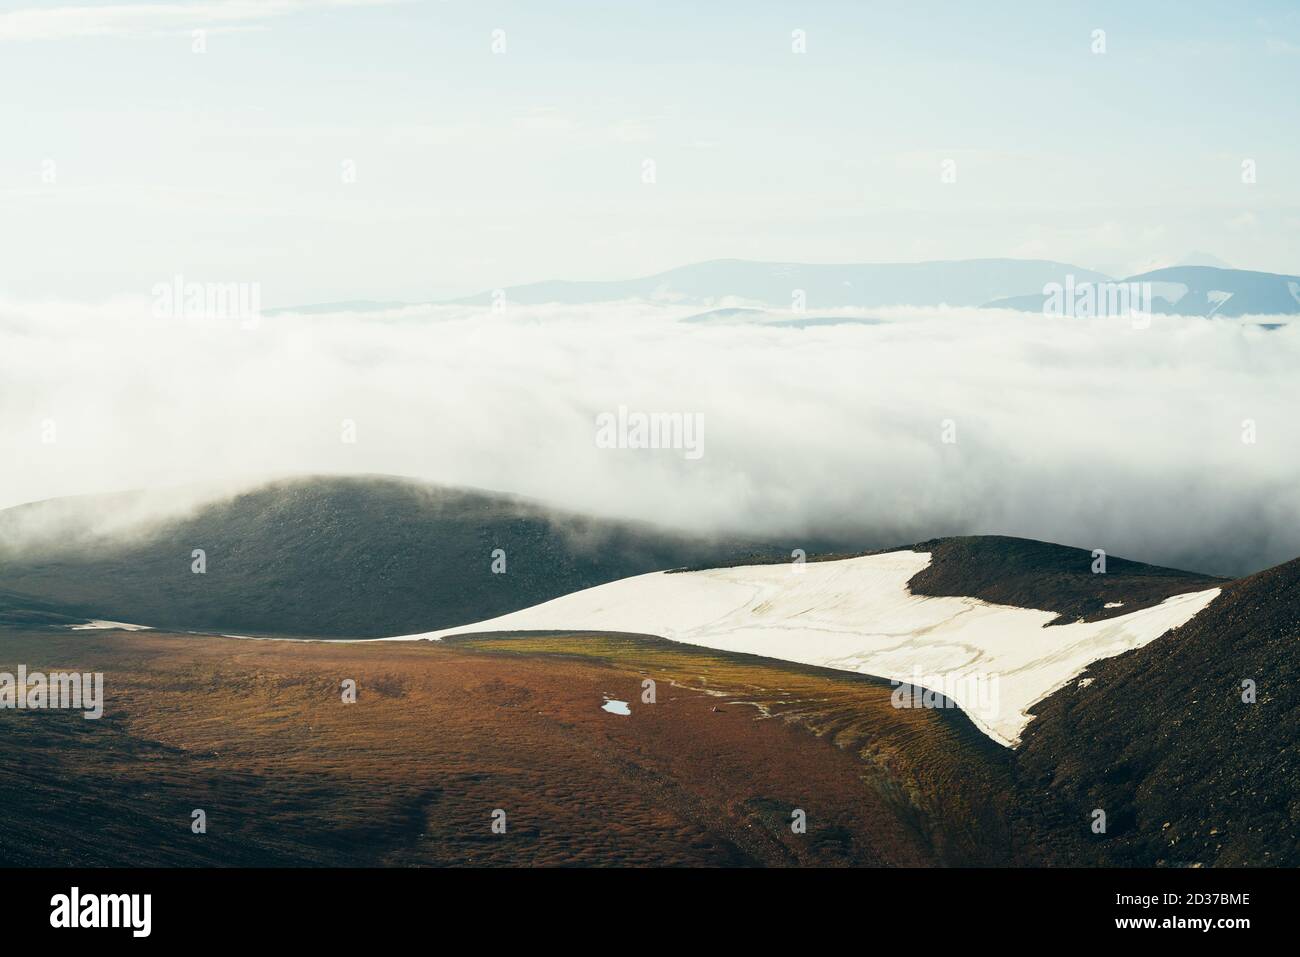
xmin=0 ymin=588 xmax=88 ymax=629
xmin=905 ymin=536 xmax=1224 ymax=624
xmin=0 ymin=476 xmax=771 ymax=639
xmin=1015 ymin=556 xmax=1300 ymax=865
xmin=679 ymin=535 xmax=1223 ymax=624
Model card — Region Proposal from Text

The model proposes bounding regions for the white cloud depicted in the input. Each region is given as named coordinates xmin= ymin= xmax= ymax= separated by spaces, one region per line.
xmin=2 ymin=298 xmax=1298 ymax=578
xmin=514 ymin=108 xmax=577 ymax=134
xmin=0 ymin=0 xmax=400 ymax=41
xmin=1228 ymin=210 xmax=1260 ymax=230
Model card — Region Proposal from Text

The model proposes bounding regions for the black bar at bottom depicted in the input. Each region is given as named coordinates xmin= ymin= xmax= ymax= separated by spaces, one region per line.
xmin=0 ymin=866 xmax=1277 ymax=942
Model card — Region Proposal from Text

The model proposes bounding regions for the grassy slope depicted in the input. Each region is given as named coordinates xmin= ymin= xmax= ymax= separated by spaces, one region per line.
xmin=455 ymin=632 xmax=1026 ymax=865
xmin=0 ymin=629 xmax=1033 ymax=867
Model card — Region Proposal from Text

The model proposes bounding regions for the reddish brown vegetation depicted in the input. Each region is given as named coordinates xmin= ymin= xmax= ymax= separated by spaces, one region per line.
xmin=0 ymin=629 xmax=1026 ymax=866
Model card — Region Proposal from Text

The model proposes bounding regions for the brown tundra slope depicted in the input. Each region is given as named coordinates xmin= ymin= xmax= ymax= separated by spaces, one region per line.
xmin=0 ymin=629 xmax=1024 ymax=867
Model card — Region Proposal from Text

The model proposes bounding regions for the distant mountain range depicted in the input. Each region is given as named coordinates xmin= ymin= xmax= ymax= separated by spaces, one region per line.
xmin=446 ymin=258 xmax=1111 ymax=310
xmin=271 ymin=259 xmax=1111 ymax=314
xmin=271 ymin=258 xmax=1300 ymax=317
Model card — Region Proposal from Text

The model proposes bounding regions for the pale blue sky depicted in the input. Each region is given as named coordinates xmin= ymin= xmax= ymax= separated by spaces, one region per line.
xmin=2 ymin=0 xmax=1299 ymax=305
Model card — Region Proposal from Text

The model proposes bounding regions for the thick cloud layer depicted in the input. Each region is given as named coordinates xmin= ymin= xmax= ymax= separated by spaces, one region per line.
xmin=2 ymin=297 xmax=1297 ymax=576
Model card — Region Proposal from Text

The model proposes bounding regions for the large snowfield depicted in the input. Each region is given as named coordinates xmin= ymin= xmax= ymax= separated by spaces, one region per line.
xmin=392 ymin=551 xmax=1220 ymax=746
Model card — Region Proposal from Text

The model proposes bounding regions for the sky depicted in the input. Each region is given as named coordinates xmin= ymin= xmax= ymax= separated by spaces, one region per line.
xmin=3 ymin=2 xmax=1299 ymax=576
xmin=2 ymin=0 xmax=1300 ymax=305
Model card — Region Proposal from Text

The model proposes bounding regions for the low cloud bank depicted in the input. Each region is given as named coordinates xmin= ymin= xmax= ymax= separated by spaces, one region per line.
xmin=2 ymin=298 xmax=1297 ymax=576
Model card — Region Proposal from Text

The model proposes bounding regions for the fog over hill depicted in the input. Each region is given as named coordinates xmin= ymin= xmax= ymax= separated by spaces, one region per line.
xmin=0 ymin=476 xmax=781 ymax=638
xmin=3 ymin=287 xmax=1299 ymax=578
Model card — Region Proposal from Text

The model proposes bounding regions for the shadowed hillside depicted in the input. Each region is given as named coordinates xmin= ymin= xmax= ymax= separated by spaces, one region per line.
xmin=1014 ymin=556 xmax=1300 ymax=866
xmin=905 ymin=536 xmax=1225 ymax=624
xmin=0 ymin=588 xmax=87 ymax=629
xmin=0 ymin=476 xmax=773 ymax=638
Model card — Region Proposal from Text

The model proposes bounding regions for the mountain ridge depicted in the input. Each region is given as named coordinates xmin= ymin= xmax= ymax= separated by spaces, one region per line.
xmin=268 ymin=258 xmax=1111 ymax=313
xmin=985 ymin=264 xmax=1300 ymax=317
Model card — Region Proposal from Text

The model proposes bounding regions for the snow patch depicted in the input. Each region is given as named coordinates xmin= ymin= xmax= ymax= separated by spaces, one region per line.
xmin=389 ymin=551 xmax=1219 ymax=747
xmin=69 ymin=620 xmax=152 ymax=632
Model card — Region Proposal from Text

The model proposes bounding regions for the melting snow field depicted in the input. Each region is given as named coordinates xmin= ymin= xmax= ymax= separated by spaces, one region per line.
xmin=391 ymin=551 xmax=1219 ymax=746
xmin=601 ymin=699 xmax=631 ymax=716
xmin=68 ymin=620 xmax=152 ymax=632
